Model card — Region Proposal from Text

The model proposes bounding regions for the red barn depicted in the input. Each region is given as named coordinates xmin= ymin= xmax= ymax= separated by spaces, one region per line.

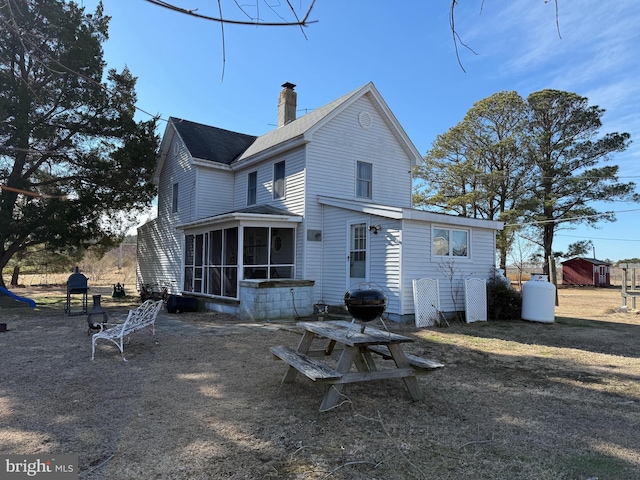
xmin=561 ymin=258 xmax=611 ymax=286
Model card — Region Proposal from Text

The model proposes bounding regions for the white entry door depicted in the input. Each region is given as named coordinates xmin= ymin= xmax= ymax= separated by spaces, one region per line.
xmin=348 ymin=222 xmax=368 ymax=287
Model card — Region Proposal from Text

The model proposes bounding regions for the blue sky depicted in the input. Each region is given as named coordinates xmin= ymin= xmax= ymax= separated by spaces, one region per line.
xmin=82 ymin=0 xmax=640 ymax=262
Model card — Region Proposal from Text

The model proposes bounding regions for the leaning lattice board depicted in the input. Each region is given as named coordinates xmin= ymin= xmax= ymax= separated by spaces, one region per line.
xmin=412 ymin=278 xmax=440 ymax=327
xmin=464 ymin=278 xmax=487 ymax=323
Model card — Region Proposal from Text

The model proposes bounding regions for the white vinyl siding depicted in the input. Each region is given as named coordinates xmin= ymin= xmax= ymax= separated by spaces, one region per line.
xmin=138 ymin=132 xmax=192 ymax=292
xmin=195 ymin=167 xmax=234 ymax=219
xmin=305 ymin=96 xmax=413 ymax=209
xmin=303 ymin=96 xmax=413 ymax=307
xmin=316 ymin=204 xmax=403 ymax=314
xmin=233 ymin=147 xmax=305 ymax=215
xmin=401 ymin=220 xmax=497 ymax=315
xmin=369 ymin=221 xmax=402 ymax=314
xmin=315 ymin=205 xmax=351 ymax=303
xmin=157 ymin=135 xmax=192 ymax=222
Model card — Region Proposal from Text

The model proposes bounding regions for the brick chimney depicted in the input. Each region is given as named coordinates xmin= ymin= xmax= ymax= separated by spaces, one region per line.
xmin=278 ymin=82 xmax=297 ymax=127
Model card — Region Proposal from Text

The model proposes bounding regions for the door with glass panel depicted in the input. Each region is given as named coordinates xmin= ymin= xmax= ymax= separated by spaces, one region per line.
xmin=348 ymin=222 xmax=368 ymax=287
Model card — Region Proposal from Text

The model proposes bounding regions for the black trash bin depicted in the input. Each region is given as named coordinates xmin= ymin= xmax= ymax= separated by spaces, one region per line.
xmin=167 ymin=295 xmax=199 ymax=314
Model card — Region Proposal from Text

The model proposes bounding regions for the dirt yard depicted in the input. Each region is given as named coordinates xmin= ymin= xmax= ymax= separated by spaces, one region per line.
xmin=0 ymin=285 xmax=639 ymax=479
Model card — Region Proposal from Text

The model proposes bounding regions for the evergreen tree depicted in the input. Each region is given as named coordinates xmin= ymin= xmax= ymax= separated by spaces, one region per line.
xmin=414 ymin=91 xmax=529 ymax=270
xmin=524 ymin=90 xmax=635 ymax=269
xmin=0 ymin=0 xmax=159 ymax=288
xmin=415 ymin=89 xmax=635 ymax=272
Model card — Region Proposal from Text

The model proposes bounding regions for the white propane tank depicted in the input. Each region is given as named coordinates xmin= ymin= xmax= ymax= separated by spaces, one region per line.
xmin=521 ymin=274 xmax=556 ymax=323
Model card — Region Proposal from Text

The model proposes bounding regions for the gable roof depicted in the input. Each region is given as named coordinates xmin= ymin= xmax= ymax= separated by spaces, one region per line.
xmin=171 ymin=117 xmax=257 ymax=164
xmin=562 ymin=257 xmax=611 ymax=266
xmin=151 ymin=117 xmax=257 ymax=183
xmin=233 ymin=82 xmax=422 ymax=166
xmin=154 ymin=82 xmax=423 ymax=182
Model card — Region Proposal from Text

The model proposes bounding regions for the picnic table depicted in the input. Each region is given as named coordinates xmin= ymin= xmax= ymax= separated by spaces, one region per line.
xmin=271 ymin=320 xmax=443 ymax=411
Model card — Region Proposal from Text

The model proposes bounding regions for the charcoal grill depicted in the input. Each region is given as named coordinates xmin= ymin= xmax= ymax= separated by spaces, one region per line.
xmin=65 ymin=266 xmax=88 ymax=315
xmin=343 ymin=286 xmax=387 ymax=334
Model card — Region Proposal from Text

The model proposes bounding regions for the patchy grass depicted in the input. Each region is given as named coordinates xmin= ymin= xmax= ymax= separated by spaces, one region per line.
xmin=0 ymin=285 xmax=639 ymax=479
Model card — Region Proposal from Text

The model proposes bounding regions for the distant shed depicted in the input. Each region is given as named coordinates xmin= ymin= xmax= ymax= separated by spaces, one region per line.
xmin=561 ymin=257 xmax=611 ymax=286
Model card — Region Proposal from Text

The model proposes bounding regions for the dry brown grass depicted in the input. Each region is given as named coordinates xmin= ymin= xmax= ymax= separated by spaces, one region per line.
xmin=1 ymin=285 xmax=639 ymax=479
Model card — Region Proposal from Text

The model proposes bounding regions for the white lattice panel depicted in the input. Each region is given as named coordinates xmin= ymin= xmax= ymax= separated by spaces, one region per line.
xmin=412 ymin=278 xmax=440 ymax=327
xmin=465 ymin=278 xmax=487 ymax=323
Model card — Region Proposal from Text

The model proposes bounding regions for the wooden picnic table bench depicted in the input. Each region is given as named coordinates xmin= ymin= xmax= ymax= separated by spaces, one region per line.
xmin=91 ymin=299 xmax=163 ymax=361
xmin=271 ymin=320 xmax=444 ymax=411
xmin=366 ymin=344 xmax=444 ymax=370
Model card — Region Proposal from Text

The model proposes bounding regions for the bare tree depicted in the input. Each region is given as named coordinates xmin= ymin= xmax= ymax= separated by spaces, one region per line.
xmin=145 ymin=1 xmax=561 ymax=73
xmin=508 ymin=235 xmax=539 ymax=288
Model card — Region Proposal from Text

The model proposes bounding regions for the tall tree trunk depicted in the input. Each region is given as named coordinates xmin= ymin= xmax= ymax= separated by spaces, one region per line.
xmin=10 ymin=265 xmax=20 ymax=287
xmin=542 ymin=223 xmax=555 ymax=275
xmin=0 ymin=254 xmax=8 ymax=289
xmin=499 ymin=248 xmax=507 ymax=272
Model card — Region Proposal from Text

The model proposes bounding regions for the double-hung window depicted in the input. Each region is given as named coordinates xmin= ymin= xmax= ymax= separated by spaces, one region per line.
xmin=356 ymin=161 xmax=372 ymax=199
xmin=171 ymin=183 xmax=179 ymax=213
xmin=247 ymin=171 xmax=257 ymax=206
xmin=433 ymin=227 xmax=469 ymax=258
xmin=273 ymin=161 xmax=285 ymax=199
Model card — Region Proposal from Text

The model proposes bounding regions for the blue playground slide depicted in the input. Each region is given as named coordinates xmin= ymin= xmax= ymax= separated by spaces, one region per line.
xmin=0 ymin=286 xmax=36 ymax=308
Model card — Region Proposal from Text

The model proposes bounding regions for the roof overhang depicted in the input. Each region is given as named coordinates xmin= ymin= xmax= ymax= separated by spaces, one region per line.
xmin=192 ymin=158 xmax=232 ymax=171
xmin=231 ymin=135 xmax=308 ymax=169
xmin=317 ymin=195 xmax=504 ymax=230
xmin=151 ymin=122 xmax=176 ymax=185
xmin=177 ymin=211 xmax=302 ymax=231
xmin=318 ymin=195 xmax=404 ymax=219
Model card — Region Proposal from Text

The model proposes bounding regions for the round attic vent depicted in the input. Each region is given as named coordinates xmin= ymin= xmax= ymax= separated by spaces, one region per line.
xmin=358 ymin=111 xmax=372 ymax=129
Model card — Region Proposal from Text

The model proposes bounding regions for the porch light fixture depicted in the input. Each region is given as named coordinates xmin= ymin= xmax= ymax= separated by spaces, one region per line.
xmin=369 ymin=224 xmax=381 ymax=234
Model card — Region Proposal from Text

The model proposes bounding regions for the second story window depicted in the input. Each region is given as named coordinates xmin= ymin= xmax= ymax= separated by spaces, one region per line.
xmin=273 ymin=161 xmax=285 ymax=199
xmin=356 ymin=161 xmax=372 ymax=199
xmin=247 ymin=171 xmax=257 ymax=205
xmin=172 ymin=183 xmax=179 ymax=213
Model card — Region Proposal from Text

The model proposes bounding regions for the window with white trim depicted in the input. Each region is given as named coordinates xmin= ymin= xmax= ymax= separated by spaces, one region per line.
xmin=356 ymin=161 xmax=372 ymax=199
xmin=433 ymin=227 xmax=469 ymax=257
xmin=273 ymin=161 xmax=285 ymax=199
xmin=171 ymin=183 xmax=179 ymax=213
xmin=247 ymin=171 xmax=257 ymax=206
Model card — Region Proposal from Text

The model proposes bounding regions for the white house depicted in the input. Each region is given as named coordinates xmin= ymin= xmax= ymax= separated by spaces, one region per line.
xmin=137 ymin=82 xmax=503 ymax=321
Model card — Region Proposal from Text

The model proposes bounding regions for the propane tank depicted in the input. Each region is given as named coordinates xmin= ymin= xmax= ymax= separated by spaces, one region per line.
xmin=521 ymin=274 xmax=556 ymax=323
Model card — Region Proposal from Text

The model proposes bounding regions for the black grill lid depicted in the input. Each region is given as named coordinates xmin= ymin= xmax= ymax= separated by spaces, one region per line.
xmin=67 ymin=267 xmax=88 ymax=292
xmin=344 ymin=288 xmax=386 ymax=305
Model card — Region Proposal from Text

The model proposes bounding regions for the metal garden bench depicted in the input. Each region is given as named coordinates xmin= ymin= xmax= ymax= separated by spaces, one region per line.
xmin=91 ymin=299 xmax=163 ymax=361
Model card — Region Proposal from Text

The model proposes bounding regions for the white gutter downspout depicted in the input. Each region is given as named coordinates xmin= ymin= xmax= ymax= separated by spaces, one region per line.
xmin=320 ymin=203 xmax=325 ymax=302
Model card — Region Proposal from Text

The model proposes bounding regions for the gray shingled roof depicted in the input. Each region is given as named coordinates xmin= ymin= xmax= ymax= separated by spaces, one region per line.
xmin=170 ymin=117 xmax=257 ymax=165
xmin=235 ymin=84 xmax=369 ymax=162
xmin=169 ymin=81 xmax=420 ymax=169
xmin=230 ymin=204 xmax=300 ymax=216
xmin=176 ymin=204 xmax=301 ymax=230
